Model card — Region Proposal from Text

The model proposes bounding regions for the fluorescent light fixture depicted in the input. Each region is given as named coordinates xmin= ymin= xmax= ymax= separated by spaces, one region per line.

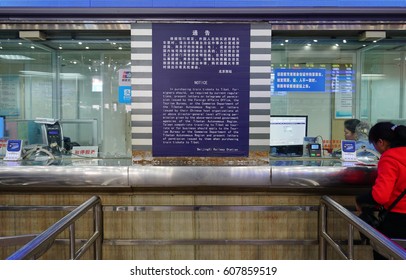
xmin=0 ymin=54 xmax=35 ymax=60
xmin=19 ymin=70 xmax=55 ymax=77
xmin=19 ymin=31 xmax=46 ymax=41
xmin=19 ymin=70 xmax=84 ymax=79
xmin=361 ymin=74 xmax=386 ymax=80
xmin=359 ymin=31 xmax=386 ymax=42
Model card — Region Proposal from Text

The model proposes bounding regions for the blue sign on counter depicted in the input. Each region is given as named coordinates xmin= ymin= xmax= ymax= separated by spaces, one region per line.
xmin=152 ymin=23 xmax=250 ymax=157
xmin=274 ymin=69 xmax=326 ymax=92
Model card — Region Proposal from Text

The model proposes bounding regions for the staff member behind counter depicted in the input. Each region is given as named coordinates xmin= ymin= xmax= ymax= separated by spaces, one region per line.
xmin=344 ymin=119 xmax=378 ymax=157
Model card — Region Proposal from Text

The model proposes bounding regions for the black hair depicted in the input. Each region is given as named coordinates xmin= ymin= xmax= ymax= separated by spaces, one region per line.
xmin=368 ymin=122 xmax=406 ymax=148
xmin=344 ymin=119 xmax=361 ymax=134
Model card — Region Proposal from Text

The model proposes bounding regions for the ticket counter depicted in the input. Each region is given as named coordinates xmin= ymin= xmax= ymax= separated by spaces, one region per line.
xmin=0 ymin=157 xmax=376 ymax=193
xmin=0 ymin=158 xmax=376 ymax=259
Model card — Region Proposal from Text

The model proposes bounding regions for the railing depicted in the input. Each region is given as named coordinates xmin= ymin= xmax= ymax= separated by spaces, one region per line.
xmin=0 ymin=205 xmax=77 ymax=248
xmin=319 ymin=195 xmax=406 ymax=260
xmin=3 ymin=195 xmax=406 ymax=260
xmin=4 ymin=195 xmax=103 ymax=260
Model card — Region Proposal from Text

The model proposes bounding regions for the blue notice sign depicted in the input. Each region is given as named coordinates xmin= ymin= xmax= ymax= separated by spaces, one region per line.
xmin=274 ymin=69 xmax=326 ymax=92
xmin=118 ymin=86 xmax=132 ymax=104
xmin=152 ymin=23 xmax=250 ymax=157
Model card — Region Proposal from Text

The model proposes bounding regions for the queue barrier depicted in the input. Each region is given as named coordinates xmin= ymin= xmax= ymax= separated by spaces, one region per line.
xmin=1 ymin=196 xmax=102 ymax=260
xmin=2 ymin=195 xmax=406 ymax=259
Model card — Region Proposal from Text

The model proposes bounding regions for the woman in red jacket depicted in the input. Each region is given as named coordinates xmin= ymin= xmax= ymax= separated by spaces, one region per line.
xmin=356 ymin=122 xmax=406 ymax=259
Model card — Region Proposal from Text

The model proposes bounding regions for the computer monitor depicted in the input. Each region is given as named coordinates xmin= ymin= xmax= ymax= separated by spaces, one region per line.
xmin=0 ymin=116 xmax=5 ymax=138
xmin=270 ymin=115 xmax=308 ymax=157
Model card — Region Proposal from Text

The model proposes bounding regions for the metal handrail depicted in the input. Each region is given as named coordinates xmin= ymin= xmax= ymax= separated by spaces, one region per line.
xmin=6 ymin=195 xmax=103 ymax=260
xmin=319 ymin=195 xmax=406 ymax=260
xmin=0 ymin=235 xmax=37 ymax=247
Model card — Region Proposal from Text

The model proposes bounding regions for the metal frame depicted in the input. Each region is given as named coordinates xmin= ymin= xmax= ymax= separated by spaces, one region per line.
xmin=319 ymin=195 xmax=406 ymax=260
xmin=4 ymin=196 xmax=103 ymax=260
xmin=3 ymin=195 xmax=406 ymax=259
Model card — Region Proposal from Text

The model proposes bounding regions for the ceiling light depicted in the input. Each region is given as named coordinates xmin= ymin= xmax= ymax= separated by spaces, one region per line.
xmin=343 ymin=40 xmax=347 ymax=43
xmin=19 ymin=31 xmax=46 ymax=41
xmin=358 ymin=31 xmax=386 ymax=42
xmin=0 ymin=54 xmax=35 ymax=60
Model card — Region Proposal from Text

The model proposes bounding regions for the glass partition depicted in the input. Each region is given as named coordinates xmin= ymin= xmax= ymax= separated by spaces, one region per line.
xmin=271 ymin=28 xmax=406 ymax=158
xmin=361 ymin=50 xmax=403 ymax=123
xmin=1 ymin=24 xmax=406 ymax=161
xmin=0 ymin=27 xmax=131 ymax=158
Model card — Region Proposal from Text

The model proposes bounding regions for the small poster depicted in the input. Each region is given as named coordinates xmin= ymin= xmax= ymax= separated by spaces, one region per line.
xmin=118 ymin=86 xmax=132 ymax=104
xmin=118 ymin=69 xmax=131 ymax=86
xmin=0 ymin=76 xmax=20 ymax=116
xmin=332 ymin=64 xmax=354 ymax=119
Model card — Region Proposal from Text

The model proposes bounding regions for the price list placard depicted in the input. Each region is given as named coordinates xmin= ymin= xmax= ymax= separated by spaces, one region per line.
xmin=332 ymin=64 xmax=355 ymax=119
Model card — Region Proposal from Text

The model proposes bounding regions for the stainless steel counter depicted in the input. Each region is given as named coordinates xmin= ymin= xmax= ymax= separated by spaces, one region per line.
xmin=0 ymin=157 xmax=377 ymax=193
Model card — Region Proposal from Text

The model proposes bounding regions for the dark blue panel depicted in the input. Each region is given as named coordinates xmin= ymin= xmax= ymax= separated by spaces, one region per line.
xmin=152 ymin=23 xmax=250 ymax=157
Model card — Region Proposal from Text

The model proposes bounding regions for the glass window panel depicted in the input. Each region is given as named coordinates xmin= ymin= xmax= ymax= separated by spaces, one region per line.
xmin=0 ymin=29 xmax=131 ymax=158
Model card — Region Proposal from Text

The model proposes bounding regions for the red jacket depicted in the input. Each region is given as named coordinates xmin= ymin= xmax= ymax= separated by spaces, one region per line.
xmin=372 ymin=147 xmax=406 ymax=213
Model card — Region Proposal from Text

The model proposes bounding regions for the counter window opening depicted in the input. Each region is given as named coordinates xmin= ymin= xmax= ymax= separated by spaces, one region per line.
xmin=0 ymin=28 xmax=131 ymax=159
xmin=1 ymin=25 xmax=406 ymax=162
xmin=270 ymin=28 xmax=406 ymax=160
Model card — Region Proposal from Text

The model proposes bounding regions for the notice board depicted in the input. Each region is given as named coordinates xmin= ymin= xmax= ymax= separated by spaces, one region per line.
xmin=152 ymin=23 xmax=250 ymax=157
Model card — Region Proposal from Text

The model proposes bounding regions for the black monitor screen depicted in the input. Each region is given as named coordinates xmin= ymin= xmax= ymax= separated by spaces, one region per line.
xmin=0 ymin=116 xmax=5 ymax=138
xmin=270 ymin=115 xmax=308 ymax=156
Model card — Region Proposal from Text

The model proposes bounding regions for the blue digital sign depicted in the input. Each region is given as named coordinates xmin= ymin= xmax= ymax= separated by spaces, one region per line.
xmin=273 ymin=69 xmax=326 ymax=92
